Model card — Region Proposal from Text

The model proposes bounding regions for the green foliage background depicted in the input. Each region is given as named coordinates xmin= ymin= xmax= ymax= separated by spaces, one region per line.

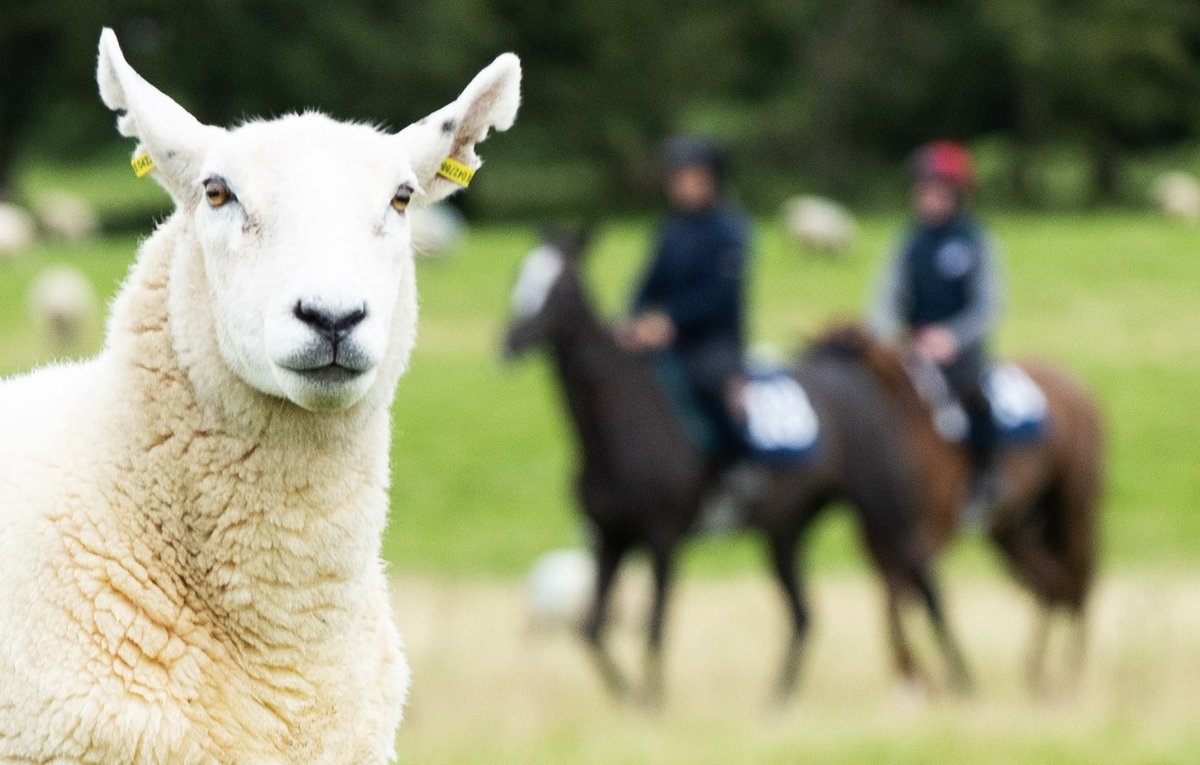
xmin=5 ymin=0 xmax=1200 ymax=215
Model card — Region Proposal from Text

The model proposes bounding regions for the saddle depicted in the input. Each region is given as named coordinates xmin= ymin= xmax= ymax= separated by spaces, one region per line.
xmin=907 ymin=358 xmax=1048 ymax=447
xmin=651 ymin=352 xmax=821 ymax=465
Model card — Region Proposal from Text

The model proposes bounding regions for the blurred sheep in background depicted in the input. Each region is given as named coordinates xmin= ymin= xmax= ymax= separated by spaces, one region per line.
xmin=0 ymin=203 xmax=37 ymax=258
xmin=1149 ymin=171 xmax=1200 ymax=221
xmin=781 ymin=195 xmax=856 ymax=256
xmin=28 ymin=265 xmax=98 ymax=354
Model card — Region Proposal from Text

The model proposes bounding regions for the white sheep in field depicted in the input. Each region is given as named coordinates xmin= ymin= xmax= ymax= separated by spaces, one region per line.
xmin=0 ymin=202 xmax=37 ymax=257
xmin=28 ymin=264 xmax=99 ymax=352
xmin=409 ymin=202 xmax=466 ymax=258
xmin=527 ymin=547 xmax=596 ymax=632
xmin=1149 ymin=170 xmax=1200 ymax=221
xmin=0 ymin=28 xmax=519 ymax=765
xmin=32 ymin=188 xmax=101 ymax=242
xmin=781 ymin=194 xmax=856 ymax=255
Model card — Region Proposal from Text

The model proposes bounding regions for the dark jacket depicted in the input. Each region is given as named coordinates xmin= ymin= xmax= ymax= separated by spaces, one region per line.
xmin=870 ymin=214 xmax=1001 ymax=353
xmin=633 ymin=204 xmax=749 ymax=384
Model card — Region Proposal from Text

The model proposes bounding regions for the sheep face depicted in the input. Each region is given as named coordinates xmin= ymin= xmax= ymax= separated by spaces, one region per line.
xmin=96 ymin=29 xmax=520 ymax=412
xmin=191 ymin=116 xmax=417 ymax=411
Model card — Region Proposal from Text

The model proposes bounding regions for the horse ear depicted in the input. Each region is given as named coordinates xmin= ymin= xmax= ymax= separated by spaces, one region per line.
xmin=537 ymin=223 xmax=593 ymax=262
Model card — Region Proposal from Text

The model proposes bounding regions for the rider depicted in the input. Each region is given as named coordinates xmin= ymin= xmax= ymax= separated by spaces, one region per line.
xmin=618 ymin=136 xmax=750 ymax=461
xmin=869 ymin=141 xmax=1004 ymax=499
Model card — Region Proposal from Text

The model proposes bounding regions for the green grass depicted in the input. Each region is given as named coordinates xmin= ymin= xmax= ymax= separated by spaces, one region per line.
xmin=1 ymin=208 xmax=1197 ymax=577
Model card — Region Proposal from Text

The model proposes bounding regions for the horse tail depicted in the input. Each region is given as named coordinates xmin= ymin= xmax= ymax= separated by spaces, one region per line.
xmin=1027 ymin=363 xmax=1104 ymax=610
xmin=1058 ymin=389 xmax=1104 ymax=610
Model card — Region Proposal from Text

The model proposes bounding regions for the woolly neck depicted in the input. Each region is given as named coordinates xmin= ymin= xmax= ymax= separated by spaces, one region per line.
xmin=94 ymin=213 xmax=395 ymax=656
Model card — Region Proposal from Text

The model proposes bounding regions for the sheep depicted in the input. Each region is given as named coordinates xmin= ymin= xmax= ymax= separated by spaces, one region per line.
xmin=32 ymin=188 xmax=101 ymax=242
xmin=1149 ymin=170 xmax=1200 ymax=221
xmin=28 ymin=264 xmax=99 ymax=353
xmin=0 ymin=29 xmax=519 ymax=765
xmin=409 ymin=202 xmax=466 ymax=258
xmin=0 ymin=201 xmax=37 ymax=257
xmin=781 ymin=194 xmax=856 ymax=255
xmin=527 ymin=547 xmax=596 ymax=632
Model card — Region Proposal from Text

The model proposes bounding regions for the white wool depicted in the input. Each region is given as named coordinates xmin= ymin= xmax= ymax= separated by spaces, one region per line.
xmin=28 ymin=264 xmax=99 ymax=351
xmin=0 ymin=202 xmax=36 ymax=257
xmin=32 ymin=189 xmax=101 ymax=242
xmin=0 ymin=28 xmax=519 ymax=764
xmin=409 ymin=203 xmax=466 ymax=258
xmin=1150 ymin=170 xmax=1200 ymax=222
xmin=781 ymin=195 xmax=856 ymax=254
xmin=527 ymin=548 xmax=596 ymax=630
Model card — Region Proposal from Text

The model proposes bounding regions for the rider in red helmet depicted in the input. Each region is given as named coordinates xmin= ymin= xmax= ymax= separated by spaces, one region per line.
xmin=869 ymin=141 xmax=1005 ymax=513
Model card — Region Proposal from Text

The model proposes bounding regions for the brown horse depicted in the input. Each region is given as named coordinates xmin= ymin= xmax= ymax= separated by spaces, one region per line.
xmin=818 ymin=326 xmax=1104 ymax=692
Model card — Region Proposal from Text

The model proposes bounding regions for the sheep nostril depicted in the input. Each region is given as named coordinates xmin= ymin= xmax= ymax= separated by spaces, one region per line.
xmin=294 ymin=301 xmax=368 ymax=342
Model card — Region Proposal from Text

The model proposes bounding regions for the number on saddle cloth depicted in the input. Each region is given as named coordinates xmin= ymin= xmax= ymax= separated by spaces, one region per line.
xmin=983 ymin=363 xmax=1048 ymax=445
xmin=741 ymin=371 xmax=821 ymax=464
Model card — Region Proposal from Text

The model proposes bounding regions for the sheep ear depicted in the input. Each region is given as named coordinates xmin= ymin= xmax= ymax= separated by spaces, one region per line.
xmin=96 ymin=28 xmax=222 ymax=204
xmin=395 ymin=53 xmax=521 ymax=205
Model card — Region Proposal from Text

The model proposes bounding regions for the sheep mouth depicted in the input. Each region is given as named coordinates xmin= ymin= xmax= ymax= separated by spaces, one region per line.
xmin=287 ymin=364 xmax=365 ymax=386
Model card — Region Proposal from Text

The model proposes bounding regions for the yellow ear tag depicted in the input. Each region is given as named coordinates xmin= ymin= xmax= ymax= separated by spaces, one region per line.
xmin=131 ymin=152 xmax=155 ymax=178
xmin=437 ymin=157 xmax=475 ymax=188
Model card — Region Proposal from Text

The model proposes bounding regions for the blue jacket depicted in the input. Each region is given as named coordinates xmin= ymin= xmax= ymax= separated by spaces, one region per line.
xmin=633 ymin=205 xmax=749 ymax=369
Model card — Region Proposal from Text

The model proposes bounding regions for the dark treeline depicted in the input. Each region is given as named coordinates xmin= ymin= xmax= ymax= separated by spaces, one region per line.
xmin=4 ymin=0 xmax=1200 ymax=216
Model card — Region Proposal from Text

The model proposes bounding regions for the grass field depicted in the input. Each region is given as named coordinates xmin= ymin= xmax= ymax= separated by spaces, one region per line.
xmin=391 ymin=572 xmax=1200 ymax=764
xmin=2 ymin=185 xmax=1198 ymax=761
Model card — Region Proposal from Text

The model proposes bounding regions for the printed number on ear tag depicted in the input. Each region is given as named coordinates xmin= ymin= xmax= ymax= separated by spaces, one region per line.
xmin=437 ymin=157 xmax=475 ymax=187
xmin=131 ymin=153 xmax=155 ymax=178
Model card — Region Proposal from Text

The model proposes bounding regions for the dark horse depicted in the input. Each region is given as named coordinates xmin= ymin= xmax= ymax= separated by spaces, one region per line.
xmin=827 ymin=327 xmax=1103 ymax=692
xmin=502 ymin=230 xmax=972 ymax=704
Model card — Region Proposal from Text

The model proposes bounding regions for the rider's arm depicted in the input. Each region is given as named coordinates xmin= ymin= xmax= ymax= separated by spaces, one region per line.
xmin=868 ymin=240 xmax=910 ymax=341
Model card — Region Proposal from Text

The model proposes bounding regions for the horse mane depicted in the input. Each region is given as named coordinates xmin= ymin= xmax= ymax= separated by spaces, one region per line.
xmin=807 ymin=323 xmax=928 ymax=419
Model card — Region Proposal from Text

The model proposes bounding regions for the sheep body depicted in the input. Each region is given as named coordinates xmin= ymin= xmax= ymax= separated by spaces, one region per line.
xmin=0 ymin=29 xmax=519 ymax=764
xmin=781 ymin=195 xmax=856 ymax=255
xmin=409 ymin=203 xmax=466 ymax=258
xmin=0 ymin=202 xmax=36 ymax=257
xmin=1150 ymin=170 xmax=1200 ymax=221
xmin=527 ymin=548 xmax=596 ymax=630
xmin=0 ymin=218 xmax=409 ymax=764
xmin=32 ymin=189 xmax=101 ymax=241
xmin=28 ymin=264 xmax=99 ymax=351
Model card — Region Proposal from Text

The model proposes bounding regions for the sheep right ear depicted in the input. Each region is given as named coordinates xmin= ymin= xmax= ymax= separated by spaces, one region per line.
xmin=394 ymin=53 xmax=521 ymax=206
xmin=97 ymin=28 xmax=222 ymax=205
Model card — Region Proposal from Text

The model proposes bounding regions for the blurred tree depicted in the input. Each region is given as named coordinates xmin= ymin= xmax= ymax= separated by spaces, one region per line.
xmin=2 ymin=0 xmax=1200 ymax=212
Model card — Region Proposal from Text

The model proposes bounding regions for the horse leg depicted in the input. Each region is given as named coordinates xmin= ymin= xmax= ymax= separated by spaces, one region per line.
xmin=1064 ymin=604 xmax=1089 ymax=694
xmin=767 ymin=529 xmax=810 ymax=707
xmin=641 ymin=543 xmax=676 ymax=708
xmin=1026 ymin=603 xmax=1052 ymax=696
xmin=909 ymin=566 xmax=974 ymax=694
xmin=883 ymin=577 xmax=923 ymax=695
xmin=583 ymin=532 xmax=631 ymax=699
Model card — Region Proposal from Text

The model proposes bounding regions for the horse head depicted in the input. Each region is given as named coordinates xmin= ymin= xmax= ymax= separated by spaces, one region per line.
xmin=503 ymin=225 xmax=593 ymax=359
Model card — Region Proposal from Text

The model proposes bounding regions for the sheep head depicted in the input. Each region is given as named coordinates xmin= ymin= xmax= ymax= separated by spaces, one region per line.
xmin=96 ymin=28 xmax=520 ymax=412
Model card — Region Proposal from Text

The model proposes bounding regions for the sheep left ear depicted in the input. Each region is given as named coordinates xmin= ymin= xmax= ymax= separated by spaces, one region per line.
xmin=96 ymin=28 xmax=223 ymax=205
xmin=396 ymin=53 xmax=521 ymax=205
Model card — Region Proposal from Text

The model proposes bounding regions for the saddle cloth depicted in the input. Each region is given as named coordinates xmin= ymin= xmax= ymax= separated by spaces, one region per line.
xmin=984 ymin=363 xmax=1048 ymax=445
xmin=741 ymin=370 xmax=821 ymax=463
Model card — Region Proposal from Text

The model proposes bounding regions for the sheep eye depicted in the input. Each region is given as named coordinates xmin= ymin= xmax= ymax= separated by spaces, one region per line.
xmin=391 ymin=186 xmax=413 ymax=214
xmin=204 ymin=177 xmax=234 ymax=208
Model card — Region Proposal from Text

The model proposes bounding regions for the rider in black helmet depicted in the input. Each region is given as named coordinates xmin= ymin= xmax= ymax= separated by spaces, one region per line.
xmin=619 ymin=137 xmax=750 ymax=460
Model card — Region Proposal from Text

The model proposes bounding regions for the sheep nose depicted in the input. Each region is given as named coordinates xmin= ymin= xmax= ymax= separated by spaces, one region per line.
xmin=293 ymin=301 xmax=367 ymax=343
